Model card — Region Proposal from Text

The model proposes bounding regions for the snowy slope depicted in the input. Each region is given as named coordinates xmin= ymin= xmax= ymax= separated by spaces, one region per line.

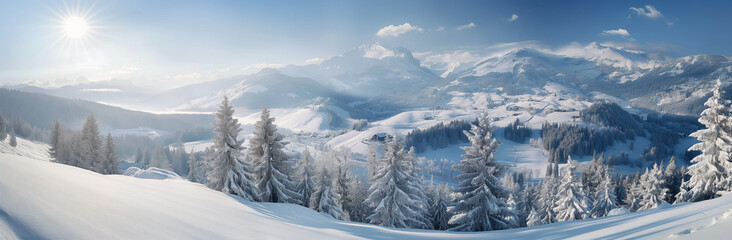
xmin=2 ymin=154 xmax=732 ymax=239
xmin=0 ymin=136 xmax=49 ymax=161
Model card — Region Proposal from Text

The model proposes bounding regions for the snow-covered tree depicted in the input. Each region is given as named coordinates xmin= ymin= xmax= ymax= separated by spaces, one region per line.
xmin=449 ymin=114 xmax=518 ymax=231
xmin=429 ymin=183 xmax=450 ymax=230
xmin=553 ymin=157 xmax=591 ymax=222
xmin=526 ymin=208 xmax=543 ymax=227
xmin=591 ymin=169 xmax=618 ymax=218
xmin=366 ymin=143 xmax=380 ymax=179
xmin=0 ymin=113 xmax=6 ymax=141
xmin=207 ymin=96 xmax=259 ymax=201
xmin=346 ymin=174 xmax=369 ymax=223
xmin=310 ymin=167 xmax=346 ymax=220
xmin=624 ymin=172 xmax=643 ymax=212
xmin=581 ymin=152 xmax=607 ymax=200
xmin=187 ymin=149 xmax=203 ymax=183
xmin=678 ymin=79 xmax=732 ymax=202
xmin=329 ymin=146 xmax=355 ymax=220
xmin=150 ymin=144 xmax=171 ymax=170
xmin=49 ymin=120 xmax=64 ymax=160
xmin=81 ymin=114 xmax=102 ymax=170
xmin=249 ymin=106 xmax=301 ymax=204
xmin=295 ymin=148 xmax=316 ymax=207
xmin=366 ymin=136 xmax=430 ymax=229
xmin=8 ymin=131 xmax=16 ymax=147
xmin=99 ymin=133 xmax=118 ymax=174
xmin=665 ymin=156 xmax=683 ymax=203
xmin=638 ymin=163 xmax=668 ymax=211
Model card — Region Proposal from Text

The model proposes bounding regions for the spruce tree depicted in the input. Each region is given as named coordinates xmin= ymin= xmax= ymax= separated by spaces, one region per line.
xmin=678 ymin=79 xmax=732 ymax=202
xmin=187 ymin=149 xmax=202 ymax=183
xmin=429 ymin=184 xmax=450 ymax=230
xmin=81 ymin=114 xmax=102 ymax=171
xmin=249 ymin=106 xmax=301 ymax=204
xmin=100 ymin=133 xmax=118 ymax=174
xmin=310 ymin=167 xmax=346 ymax=220
xmin=49 ymin=120 xmax=64 ymax=160
xmin=366 ymin=136 xmax=430 ymax=229
xmin=8 ymin=131 xmax=17 ymax=147
xmin=638 ymin=163 xmax=668 ymax=211
xmin=207 ymin=96 xmax=259 ymax=201
xmin=0 ymin=113 xmax=6 ymax=141
xmin=591 ymin=170 xmax=618 ymax=218
xmin=665 ymin=156 xmax=682 ymax=203
xmin=449 ymin=114 xmax=518 ymax=231
xmin=553 ymin=157 xmax=591 ymax=222
xmin=295 ymin=148 xmax=316 ymax=207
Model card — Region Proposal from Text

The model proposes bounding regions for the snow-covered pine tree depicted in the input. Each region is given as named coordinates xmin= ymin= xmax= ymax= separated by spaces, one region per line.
xmin=207 ymin=96 xmax=259 ymax=201
xmin=581 ymin=152 xmax=607 ymax=201
xmin=678 ymin=79 xmax=732 ymax=202
xmin=249 ymin=106 xmax=301 ymax=204
xmin=526 ymin=208 xmax=543 ymax=227
xmin=346 ymin=174 xmax=369 ymax=223
xmin=623 ymin=173 xmax=642 ymax=212
xmin=591 ymin=169 xmax=618 ymax=218
xmin=295 ymin=148 xmax=316 ymax=207
xmin=366 ymin=143 xmax=380 ymax=179
xmin=150 ymin=144 xmax=171 ymax=170
xmin=0 ymin=113 xmax=6 ymax=141
xmin=8 ymin=131 xmax=17 ymax=147
xmin=449 ymin=114 xmax=518 ymax=231
xmin=310 ymin=167 xmax=346 ymax=220
xmin=366 ymin=136 xmax=431 ymax=229
xmin=516 ymin=184 xmax=535 ymax=227
xmin=100 ymin=133 xmax=118 ymax=174
xmin=187 ymin=149 xmax=202 ymax=183
xmin=81 ymin=114 xmax=102 ymax=171
xmin=638 ymin=163 xmax=668 ymax=211
xmin=553 ymin=157 xmax=591 ymax=222
xmin=429 ymin=184 xmax=450 ymax=230
xmin=49 ymin=120 xmax=64 ymax=161
xmin=664 ymin=156 xmax=682 ymax=203
xmin=331 ymin=146 xmax=354 ymax=220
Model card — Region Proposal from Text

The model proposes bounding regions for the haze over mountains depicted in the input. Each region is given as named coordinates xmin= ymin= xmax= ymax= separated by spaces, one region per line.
xmin=6 ymin=42 xmax=731 ymax=121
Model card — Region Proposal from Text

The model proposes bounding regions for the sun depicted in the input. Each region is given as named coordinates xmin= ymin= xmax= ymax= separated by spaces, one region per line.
xmin=49 ymin=1 xmax=104 ymax=52
xmin=63 ymin=16 xmax=89 ymax=39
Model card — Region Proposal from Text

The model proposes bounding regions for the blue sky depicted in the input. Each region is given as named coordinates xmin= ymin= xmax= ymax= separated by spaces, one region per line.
xmin=1 ymin=0 xmax=730 ymax=88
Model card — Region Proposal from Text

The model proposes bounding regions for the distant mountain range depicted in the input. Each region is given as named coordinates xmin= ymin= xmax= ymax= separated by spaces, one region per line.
xmin=8 ymin=42 xmax=732 ymax=118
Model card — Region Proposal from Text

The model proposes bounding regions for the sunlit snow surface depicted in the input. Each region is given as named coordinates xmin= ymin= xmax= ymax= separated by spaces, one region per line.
xmin=1 ymin=153 xmax=731 ymax=239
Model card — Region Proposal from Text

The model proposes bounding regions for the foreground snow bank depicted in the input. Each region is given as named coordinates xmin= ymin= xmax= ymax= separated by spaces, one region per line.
xmin=1 ymin=153 xmax=732 ymax=239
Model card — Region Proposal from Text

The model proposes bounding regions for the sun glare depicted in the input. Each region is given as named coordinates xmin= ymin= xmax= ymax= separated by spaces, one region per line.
xmin=63 ymin=16 xmax=89 ymax=39
xmin=49 ymin=1 xmax=104 ymax=52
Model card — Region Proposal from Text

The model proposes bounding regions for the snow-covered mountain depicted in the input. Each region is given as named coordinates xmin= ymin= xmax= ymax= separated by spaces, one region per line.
xmin=13 ymin=42 xmax=732 ymax=118
xmin=279 ymin=43 xmax=440 ymax=97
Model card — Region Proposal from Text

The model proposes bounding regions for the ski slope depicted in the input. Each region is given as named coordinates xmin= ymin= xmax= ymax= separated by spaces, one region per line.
xmin=1 ymin=153 xmax=732 ymax=239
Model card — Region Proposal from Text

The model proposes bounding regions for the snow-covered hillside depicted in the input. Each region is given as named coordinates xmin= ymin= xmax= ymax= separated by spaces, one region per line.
xmin=0 ymin=136 xmax=49 ymax=161
xmin=1 ymin=154 xmax=731 ymax=240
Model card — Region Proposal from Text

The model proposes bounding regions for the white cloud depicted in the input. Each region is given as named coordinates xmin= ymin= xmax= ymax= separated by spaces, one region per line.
xmin=602 ymin=28 xmax=631 ymax=37
xmin=304 ymin=57 xmax=324 ymax=65
xmin=457 ymin=22 xmax=476 ymax=31
xmin=376 ymin=23 xmax=423 ymax=37
xmin=630 ymin=5 xmax=663 ymax=18
xmin=436 ymin=26 xmax=445 ymax=31
xmin=360 ymin=44 xmax=395 ymax=59
xmin=508 ymin=14 xmax=519 ymax=22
